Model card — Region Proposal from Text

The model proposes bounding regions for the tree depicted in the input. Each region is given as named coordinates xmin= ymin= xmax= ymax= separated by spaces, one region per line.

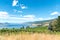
xmin=20 ymin=26 xmax=24 ymax=29
xmin=49 ymin=16 xmax=60 ymax=32
xmin=48 ymin=22 xmax=53 ymax=31
xmin=56 ymin=16 xmax=60 ymax=31
xmin=48 ymin=18 xmax=58 ymax=31
xmin=26 ymin=26 xmax=30 ymax=29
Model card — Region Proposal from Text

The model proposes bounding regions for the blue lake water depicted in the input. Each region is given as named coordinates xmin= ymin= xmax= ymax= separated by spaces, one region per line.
xmin=0 ymin=23 xmax=31 ymax=28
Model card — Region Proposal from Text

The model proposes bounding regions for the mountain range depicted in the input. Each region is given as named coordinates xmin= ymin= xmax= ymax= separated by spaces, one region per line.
xmin=0 ymin=19 xmax=54 ymax=28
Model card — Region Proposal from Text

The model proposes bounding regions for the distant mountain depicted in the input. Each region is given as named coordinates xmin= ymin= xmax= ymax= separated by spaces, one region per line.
xmin=0 ymin=19 xmax=55 ymax=28
xmin=26 ymin=19 xmax=54 ymax=24
xmin=23 ymin=19 xmax=55 ymax=27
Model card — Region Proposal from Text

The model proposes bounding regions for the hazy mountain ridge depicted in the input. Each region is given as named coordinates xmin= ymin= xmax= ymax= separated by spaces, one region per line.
xmin=23 ymin=19 xmax=54 ymax=27
xmin=0 ymin=19 xmax=54 ymax=28
xmin=26 ymin=19 xmax=54 ymax=24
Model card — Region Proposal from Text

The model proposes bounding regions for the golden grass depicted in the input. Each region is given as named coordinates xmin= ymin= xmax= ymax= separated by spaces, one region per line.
xmin=0 ymin=33 xmax=60 ymax=40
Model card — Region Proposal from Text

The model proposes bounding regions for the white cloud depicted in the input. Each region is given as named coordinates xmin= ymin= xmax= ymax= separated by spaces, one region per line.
xmin=0 ymin=11 xmax=9 ymax=18
xmin=13 ymin=9 xmax=23 ymax=13
xmin=20 ymin=4 xmax=27 ymax=9
xmin=12 ymin=0 xmax=18 ymax=6
xmin=0 ymin=11 xmax=56 ymax=23
xmin=38 ymin=18 xmax=44 ymax=20
xmin=18 ymin=11 xmax=23 ymax=13
xmin=23 ymin=15 xmax=35 ymax=18
xmin=4 ymin=16 xmax=36 ymax=23
xmin=51 ymin=11 xmax=59 ymax=15
xmin=13 ymin=9 xmax=17 ymax=12
xmin=22 ymin=15 xmax=36 ymax=22
xmin=38 ymin=17 xmax=55 ymax=21
xmin=0 ymin=11 xmax=36 ymax=23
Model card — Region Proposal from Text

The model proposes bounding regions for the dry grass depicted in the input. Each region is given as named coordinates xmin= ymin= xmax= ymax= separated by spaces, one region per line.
xmin=0 ymin=33 xmax=60 ymax=40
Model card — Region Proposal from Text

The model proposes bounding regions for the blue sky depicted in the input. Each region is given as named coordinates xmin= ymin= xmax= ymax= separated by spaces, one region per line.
xmin=0 ymin=0 xmax=60 ymax=23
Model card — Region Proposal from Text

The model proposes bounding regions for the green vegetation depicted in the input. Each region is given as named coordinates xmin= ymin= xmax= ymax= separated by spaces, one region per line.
xmin=56 ymin=16 xmax=60 ymax=31
xmin=25 ymin=26 xmax=48 ymax=33
xmin=0 ymin=26 xmax=48 ymax=35
xmin=49 ymin=16 xmax=60 ymax=32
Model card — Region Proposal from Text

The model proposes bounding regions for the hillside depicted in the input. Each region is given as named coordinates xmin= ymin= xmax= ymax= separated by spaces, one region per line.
xmin=26 ymin=19 xmax=53 ymax=24
xmin=24 ymin=19 xmax=54 ymax=27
